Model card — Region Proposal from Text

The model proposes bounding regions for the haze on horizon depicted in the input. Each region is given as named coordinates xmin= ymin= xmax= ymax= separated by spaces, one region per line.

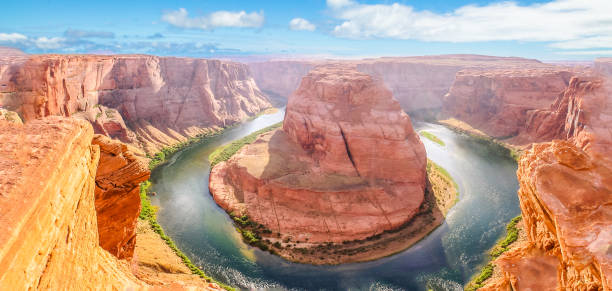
xmin=1 ymin=0 xmax=611 ymax=61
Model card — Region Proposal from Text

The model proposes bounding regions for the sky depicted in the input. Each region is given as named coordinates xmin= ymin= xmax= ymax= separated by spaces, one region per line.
xmin=1 ymin=0 xmax=611 ymax=60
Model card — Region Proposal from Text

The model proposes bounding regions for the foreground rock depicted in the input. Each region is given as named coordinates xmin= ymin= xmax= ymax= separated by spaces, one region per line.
xmin=0 ymin=117 xmax=218 ymax=290
xmin=0 ymin=117 xmax=144 ymax=289
xmin=480 ymin=76 xmax=612 ymax=290
xmin=210 ymin=65 xmax=428 ymax=261
xmin=93 ymin=135 xmax=150 ymax=260
xmin=0 ymin=54 xmax=272 ymax=154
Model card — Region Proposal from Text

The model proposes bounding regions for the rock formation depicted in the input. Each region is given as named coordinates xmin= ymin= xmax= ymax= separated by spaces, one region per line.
xmin=443 ymin=68 xmax=576 ymax=143
xmin=480 ymin=76 xmax=612 ymax=290
xmin=210 ymin=64 xmax=427 ymax=243
xmin=0 ymin=117 xmax=144 ymax=289
xmin=0 ymin=116 xmax=219 ymax=290
xmin=249 ymin=55 xmax=546 ymax=116
xmin=93 ymin=134 xmax=150 ymax=260
xmin=0 ymin=54 xmax=272 ymax=154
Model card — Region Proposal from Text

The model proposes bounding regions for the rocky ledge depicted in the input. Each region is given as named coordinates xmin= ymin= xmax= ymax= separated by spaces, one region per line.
xmin=209 ymin=65 xmax=445 ymax=264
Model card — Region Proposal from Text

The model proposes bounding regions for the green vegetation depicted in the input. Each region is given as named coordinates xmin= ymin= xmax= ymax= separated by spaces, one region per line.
xmin=104 ymin=109 xmax=115 ymax=118
xmin=139 ymin=181 xmax=235 ymax=291
xmin=490 ymin=215 xmax=522 ymax=257
xmin=465 ymin=215 xmax=522 ymax=290
xmin=465 ymin=264 xmax=495 ymax=291
xmin=136 ymin=108 xmax=280 ymax=291
xmin=209 ymin=122 xmax=282 ymax=167
xmin=420 ymin=131 xmax=445 ymax=146
xmin=440 ymin=122 xmax=521 ymax=162
xmin=95 ymin=112 xmax=102 ymax=120
xmin=426 ymin=159 xmax=459 ymax=191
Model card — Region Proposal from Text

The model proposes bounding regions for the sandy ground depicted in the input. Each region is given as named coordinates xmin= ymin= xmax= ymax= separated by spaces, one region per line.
xmin=132 ymin=220 xmax=221 ymax=290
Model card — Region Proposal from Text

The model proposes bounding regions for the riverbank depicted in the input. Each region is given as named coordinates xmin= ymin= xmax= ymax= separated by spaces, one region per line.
xmin=439 ymin=118 xmax=521 ymax=161
xmin=465 ymin=216 xmax=524 ymax=291
xmin=224 ymin=158 xmax=459 ymax=265
xmin=136 ymin=107 xmax=279 ymax=290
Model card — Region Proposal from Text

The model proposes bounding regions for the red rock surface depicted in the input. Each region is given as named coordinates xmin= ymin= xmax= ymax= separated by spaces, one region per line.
xmin=482 ymin=76 xmax=612 ymax=290
xmin=0 ymin=117 xmax=217 ymax=290
xmin=210 ymin=65 xmax=427 ymax=243
xmin=93 ymin=134 xmax=150 ymax=260
xmin=443 ymin=68 xmax=577 ymax=142
xmin=0 ymin=117 xmax=145 ymax=289
xmin=0 ymin=54 xmax=272 ymax=153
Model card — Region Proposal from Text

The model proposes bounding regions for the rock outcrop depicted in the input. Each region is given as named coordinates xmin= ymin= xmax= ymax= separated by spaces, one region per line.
xmin=0 ymin=116 xmax=218 ymax=290
xmin=210 ymin=65 xmax=427 ymax=243
xmin=481 ymin=76 xmax=612 ymax=290
xmin=0 ymin=117 xmax=144 ymax=289
xmin=0 ymin=54 xmax=272 ymax=154
xmin=93 ymin=134 xmax=150 ymax=260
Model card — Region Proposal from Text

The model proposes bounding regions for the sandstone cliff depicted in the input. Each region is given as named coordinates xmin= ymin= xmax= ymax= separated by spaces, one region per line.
xmin=0 ymin=54 xmax=272 ymax=154
xmin=0 ymin=117 xmax=145 ymax=289
xmin=480 ymin=76 xmax=612 ymax=290
xmin=0 ymin=117 xmax=219 ymax=290
xmin=93 ymin=134 xmax=150 ymax=260
xmin=443 ymin=68 xmax=577 ymax=143
xmin=210 ymin=65 xmax=427 ymax=244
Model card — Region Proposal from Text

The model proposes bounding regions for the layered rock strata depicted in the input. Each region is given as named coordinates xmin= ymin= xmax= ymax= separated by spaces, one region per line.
xmin=443 ymin=68 xmax=576 ymax=143
xmin=481 ymin=76 xmax=612 ymax=290
xmin=0 ymin=54 xmax=272 ymax=153
xmin=93 ymin=134 xmax=150 ymax=260
xmin=0 ymin=117 xmax=218 ymax=290
xmin=0 ymin=117 xmax=144 ymax=289
xmin=210 ymin=65 xmax=427 ymax=244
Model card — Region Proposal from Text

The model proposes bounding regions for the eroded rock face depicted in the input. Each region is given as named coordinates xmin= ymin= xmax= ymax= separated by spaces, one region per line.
xmin=0 ymin=54 xmax=272 ymax=154
xmin=482 ymin=76 xmax=612 ymax=290
xmin=93 ymin=134 xmax=150 ymax=260
xmin=0 ymin=117 xmax=144 ymax=289
xmin=443 ymin=68 xmax=576 ymax=142
xmin=210 ymin=65 xmax=427 ymax=243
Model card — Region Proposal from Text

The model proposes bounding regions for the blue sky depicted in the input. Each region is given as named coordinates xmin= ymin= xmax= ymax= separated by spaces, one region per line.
xmin=1 ymin=0 xmax=611 ymax=60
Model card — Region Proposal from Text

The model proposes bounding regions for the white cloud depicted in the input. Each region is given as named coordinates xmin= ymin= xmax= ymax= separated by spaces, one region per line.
xmin=327 ymin=0 xmax=612 ymax=50
xmin=33 ymin=37 xmax=65 ymax=49
xmin=289 ymin=18 xmax=316 ymax=31
xmin=326 ymin=0 xmax=354 ymax=9
xmin=0 ymin=33 xmax=27 ymax=42
xmin=161 ymin=8 xmax=264 ymax=30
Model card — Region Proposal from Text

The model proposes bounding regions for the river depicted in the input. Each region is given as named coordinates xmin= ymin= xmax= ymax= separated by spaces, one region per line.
xmin=149 ymin=108 xmax=520 ymax=290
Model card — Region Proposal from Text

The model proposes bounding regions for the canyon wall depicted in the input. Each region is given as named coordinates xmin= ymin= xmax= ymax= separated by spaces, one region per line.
xmin=248 ymin=55 xmax=545 ymax=116
xmin=443 ymin=67 xmax=578 ymax=144
xmin=210 ymin=65 xmax=427 ymax=243
xmin=481 ymin=76 xmax=612 ymax=290
xmin=0 ymin=117 xmax=144 ymax=289
xmin=0 ymin=54 xmax=272 ymax=153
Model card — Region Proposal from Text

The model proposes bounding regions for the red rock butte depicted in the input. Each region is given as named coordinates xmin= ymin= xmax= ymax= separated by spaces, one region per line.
xmin=210 ymin=64 xmax=427 ymax=243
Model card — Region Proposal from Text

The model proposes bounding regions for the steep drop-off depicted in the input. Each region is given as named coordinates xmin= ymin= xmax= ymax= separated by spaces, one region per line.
xmin=93 ymin=134 xmax=150 ymax=260
xmin=0 ymin=117 xmax=144 ymax=289
xmin=0 ymin=54 xmax=272 ymax=154
xmin=210 ymin=65 xmax=427 ymax=247
xmin=0 ymin=117 xmax=220 ymax=290
xmin=443 ymin=68 xmax=577 ymax=143
xmin=480 ymin=76 xmax=612 ymax=290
